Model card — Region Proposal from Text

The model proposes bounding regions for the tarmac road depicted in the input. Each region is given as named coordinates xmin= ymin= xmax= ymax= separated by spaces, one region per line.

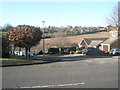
xmin=2 ymin=55 xmax=118 ymax=88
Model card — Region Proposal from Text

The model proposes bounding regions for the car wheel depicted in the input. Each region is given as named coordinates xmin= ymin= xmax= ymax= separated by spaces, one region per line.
xmin=86 ymin=52 xmax=88 ymax=55
xmin=112 ymin=52 xmax=116 ymax=55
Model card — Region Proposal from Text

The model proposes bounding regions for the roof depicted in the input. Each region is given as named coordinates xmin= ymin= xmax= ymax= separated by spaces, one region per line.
xmin=83 ymin=38 xmax=108 ymax=45
xmin=101 ymin=38 xmax=118 ymax=45
xmin=78 ymin=38 xmax=108 ymax=47
xmin=88 ymin=40 xmax=104 ymax=47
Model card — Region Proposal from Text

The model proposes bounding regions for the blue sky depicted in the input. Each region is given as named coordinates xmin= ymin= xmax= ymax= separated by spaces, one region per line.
xmin=0 ymin=2 xmax=117 ymax=27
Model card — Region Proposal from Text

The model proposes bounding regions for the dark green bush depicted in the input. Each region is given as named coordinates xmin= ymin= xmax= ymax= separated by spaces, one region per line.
xmin=1 ymin=36 xmax=10 ymax=58
xmin=61 ymin=47 xmax=76 ymax=51
xmin=75 ymin=50 xmax=82 ymax=54
xmin=48 ymin=46 xmax=76 ymax=54
xmin=37 ymin=51 xmax=43 ymax=55
xmin=77 ymin=47 xmax=85 ymax=50
xmin=48 ymin=47 xmax=59 ymax=54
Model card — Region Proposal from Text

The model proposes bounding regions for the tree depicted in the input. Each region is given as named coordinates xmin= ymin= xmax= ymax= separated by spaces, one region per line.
xmin=106 ymin=3 xmax=119 ymax=26
xmin=7 ymin=25 xmax=42 ymax=59
xmin=3 ymin=23 xmax=13 ymax=31
xmin=118 ymin=1 xmax=120 ymax=26
xmin=1 ymin=35 xmax=10 ymax=58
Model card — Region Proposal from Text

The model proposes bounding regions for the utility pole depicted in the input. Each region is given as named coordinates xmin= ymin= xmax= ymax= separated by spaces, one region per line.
xmin=42 ymin=21 xmax=45 ymax=57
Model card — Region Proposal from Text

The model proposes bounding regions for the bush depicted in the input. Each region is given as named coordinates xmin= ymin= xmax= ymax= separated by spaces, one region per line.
xmin=1 ymin=36 xmax=10 ymax=58
xmin=37 ymin=51 xmax=43 ymax=55
xmin=61 ymin=47 xmax=76 ymax=52
xmin=61 ymin=52 xmax=69 ymax=54
xmin=75 ymin=50 xmax=82 ymax=54
xmin=64 ymin=49 xmax=70 ymax=54
xmin=48 ymin=47 xmax=59 ymax=54
xmin=77 ymin=47 xmax=85 ymax=50
xmin=48 ymin=46 xmax=76 ymax=54
xmin=2 ymin=50 xmax=9 ymax=58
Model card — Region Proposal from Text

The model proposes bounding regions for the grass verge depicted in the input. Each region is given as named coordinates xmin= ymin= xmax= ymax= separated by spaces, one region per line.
xmin=0 ymin=31 xmax=8 ymax=34
xmin=0 ymin=57 xmax=60 ymax=61
xmin=0 ymin=58 xmax=26 ymax=61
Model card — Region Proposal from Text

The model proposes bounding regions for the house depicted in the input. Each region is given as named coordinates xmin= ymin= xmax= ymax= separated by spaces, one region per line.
xmin=78 ymin=27 xmax=120 ymax=53
xmin=101 ymin=37 xmax=120 ymax=52
xmin=99 ymin=27 xmax=107 ymax=31
xmin=101 ymin=27 xmax=120 ymax=53
xmin=78 ymin=38 xmax=107 ymax=48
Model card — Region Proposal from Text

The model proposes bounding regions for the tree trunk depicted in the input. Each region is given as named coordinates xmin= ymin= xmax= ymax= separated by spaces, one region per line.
xmin=59 ymin=47 xmax=61 ymax=54
xmin=28 ymin=47 xmax=30 ymax=58
xmin=18 ymin=47 xmax=21 ymax=56
xmin=13 ymin=46 xmax=16 ymax=55
xmin=25 ymin=47 xmax=29 ymax=60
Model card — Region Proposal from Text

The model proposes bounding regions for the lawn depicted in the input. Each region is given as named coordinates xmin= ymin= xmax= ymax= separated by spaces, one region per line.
xmin=0 ymin=58 xmax=26 ymax=61
xmin=0 ymin=57 xmax=52 ymax=61
xmin=1 ymin=57 xmax=60 ymax=67
xmin=0 ymin=31 xmax=8 ymax=34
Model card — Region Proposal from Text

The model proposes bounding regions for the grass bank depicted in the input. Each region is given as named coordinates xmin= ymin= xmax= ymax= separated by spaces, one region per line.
xmin=0 ymin=31 xmax=8 ymax=34
xmin=0 ymin=58 xmax=26 ymax=61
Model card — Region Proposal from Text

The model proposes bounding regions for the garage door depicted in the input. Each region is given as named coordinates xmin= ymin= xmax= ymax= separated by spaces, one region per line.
xmin=103 ymin=45 xmax=109 ymax=53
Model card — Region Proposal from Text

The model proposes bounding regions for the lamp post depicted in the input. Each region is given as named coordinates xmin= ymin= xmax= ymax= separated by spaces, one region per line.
xmin=42 ymin=21 xmax=45 ymax=57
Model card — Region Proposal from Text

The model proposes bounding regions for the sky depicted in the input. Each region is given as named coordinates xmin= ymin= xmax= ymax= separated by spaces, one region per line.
xmin=0 ymin=1 xmax=118 ymax=27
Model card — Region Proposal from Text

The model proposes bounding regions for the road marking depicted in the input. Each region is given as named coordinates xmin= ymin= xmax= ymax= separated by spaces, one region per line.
xmin=20 ymin=82 xmax=85 ymax=88
xmin=112 ymin=56 xmax=120 ymax=59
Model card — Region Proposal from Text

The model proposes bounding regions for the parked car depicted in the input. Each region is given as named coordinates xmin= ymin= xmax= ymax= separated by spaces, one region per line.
xmin=17 ymin=51 xmax=25 ymax=56
xmin=14 ymin=51 xmax=19 ymax=55
xmin=70 ymin=51 xmax=75 ymax=54
xmin=82 ymin=47 xmax=105 ymax=55
xmin=109 ymin=48 xmax=120 ymax=55
xmin=17 ymin=51 xmax=34 ymax=56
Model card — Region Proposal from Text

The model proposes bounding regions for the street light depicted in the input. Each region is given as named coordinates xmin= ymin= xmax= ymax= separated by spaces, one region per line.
xmin=42 ymin=21 xmax=45 ymax=57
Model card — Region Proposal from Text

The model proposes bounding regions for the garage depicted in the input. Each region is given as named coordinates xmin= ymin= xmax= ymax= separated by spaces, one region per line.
xmin=102 ymin=45 xmax=109 ymax=53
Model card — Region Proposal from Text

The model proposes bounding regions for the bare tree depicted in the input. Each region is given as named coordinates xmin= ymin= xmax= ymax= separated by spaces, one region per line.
xmin=52 ymin=30 xmax=72 ymax=48
xmin=2 ymin=23 xmax=13 ymax=31
xmin=118 ymin=1 xmax=120 ymax=26
xmin=106 ymin=3 xmax=119 ymax=26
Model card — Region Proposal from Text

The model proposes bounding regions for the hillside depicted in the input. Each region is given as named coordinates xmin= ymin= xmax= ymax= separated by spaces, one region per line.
xmin=44 ymin=32 xmax=110 ymax=44
xmin=31 ymin=32 xmax=110 ymax=52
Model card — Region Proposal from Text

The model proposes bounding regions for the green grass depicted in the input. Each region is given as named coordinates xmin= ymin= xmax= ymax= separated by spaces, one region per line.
xmin=0 ymin=57 xmax=60 ymax=61
xmin=0 ymin=57 xmax=44 ymax=61
xmin=0 ymin=58 xmax=26 ymax=61
xmin=0 ymin=31 xmax=8 ymax=34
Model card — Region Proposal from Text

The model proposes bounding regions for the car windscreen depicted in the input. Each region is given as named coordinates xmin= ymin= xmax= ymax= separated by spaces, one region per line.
xmin=116 ymin=48 xmax=120 ymax=51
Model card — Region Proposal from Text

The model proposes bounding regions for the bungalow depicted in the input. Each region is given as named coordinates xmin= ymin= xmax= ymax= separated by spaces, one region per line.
xmin=99 ymin=27 xmax=107 ymax=31
xmin=101 ymin=37 xmax=120 ymax=52
xmin=78 ymin=27 xmax=120 ymax=53
xmin=101 ymin=27 xmax=120 ymax=53
xmin=78 ymin=38 xmax=107 ymax=48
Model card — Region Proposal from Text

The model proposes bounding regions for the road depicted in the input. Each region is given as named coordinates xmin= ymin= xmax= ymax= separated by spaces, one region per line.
xmin=2 ymin=55 xmax=118 ymax=88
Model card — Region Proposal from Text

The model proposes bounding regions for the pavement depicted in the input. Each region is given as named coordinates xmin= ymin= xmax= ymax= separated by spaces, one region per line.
xmin=1 ymin=54 xmax=117 ymax=67
xmin=1 ymin=54 xmax=113 ymax=67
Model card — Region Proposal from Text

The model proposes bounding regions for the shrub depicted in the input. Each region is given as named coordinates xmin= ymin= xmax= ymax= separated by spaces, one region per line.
xmin=64 ymin=49 xmax=70 ymax=54
xmin=75 ymin=50 xmax=82 ymax=54
xmin=37 ymin=51 xmax=43 ymax=55
xmin=77 ymin=47 xmax=85 ymax=50
xmin=2 ymin=50 xmax=9 ymax=58
xmin=1 ymin=36 xmax=10 ymax=58
xmin=48 ymin=46 xmax=76 ymax=54
xmin=48 ymin=47 xmax=59 ymax=54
